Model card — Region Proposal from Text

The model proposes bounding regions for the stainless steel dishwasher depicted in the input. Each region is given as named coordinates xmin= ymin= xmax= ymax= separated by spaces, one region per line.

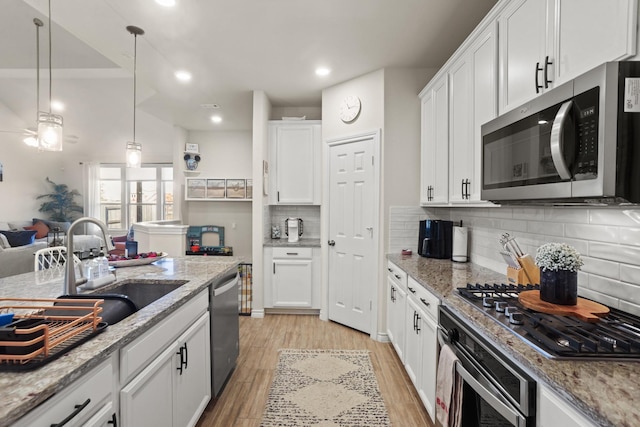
xmin=210 ymin=269 xmax=240 ymax=397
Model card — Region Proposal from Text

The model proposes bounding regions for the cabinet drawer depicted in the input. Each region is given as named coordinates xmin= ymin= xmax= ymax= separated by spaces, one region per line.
xmin=14 ymin=358 xmax=114 ymax=427
xmin=120 ymin=290 xmax=208 ymax=384
xmin=387 ymin=261 xmax=407 ymax=288
xmin=408 ymin=276 xmax=439 ymax=321
xmin=273 ymin=247 xmax=313 ymax=258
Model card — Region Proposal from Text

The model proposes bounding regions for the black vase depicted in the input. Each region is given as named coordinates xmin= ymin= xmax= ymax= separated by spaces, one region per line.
xmin=540 ymin=269 xmax=578 ymax=305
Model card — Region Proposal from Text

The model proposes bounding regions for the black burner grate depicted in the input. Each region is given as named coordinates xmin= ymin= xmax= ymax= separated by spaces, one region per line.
xmin=457 ymin=283 xmax=640 ymax=360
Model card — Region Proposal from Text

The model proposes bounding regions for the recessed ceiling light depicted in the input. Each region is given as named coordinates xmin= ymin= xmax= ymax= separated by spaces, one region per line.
xmin=155 ymin=0 xmax=176 ymax=7
xmin=50 ymin=100 xmax=65 ymax=112
xmin=211 ymin=115 xmax=222 ymax=124
xmin=315 ymin=67 xmax=331 ymax=76
xmin=175 ymin=70 xmax=192 ymax=82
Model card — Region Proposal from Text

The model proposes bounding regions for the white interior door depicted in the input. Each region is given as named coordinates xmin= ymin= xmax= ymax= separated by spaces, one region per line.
xmin=327 ymin=132 xmax=378 ymax=334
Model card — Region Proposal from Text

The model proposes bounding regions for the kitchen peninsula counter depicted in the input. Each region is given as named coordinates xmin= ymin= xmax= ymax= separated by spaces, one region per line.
xmin=263 ymin=238 xmax=321 ymax=247
xmin=387 ymin=254 xmax=638 ymax=427
xmin=0 ymin=256 xmax=241 ymax=427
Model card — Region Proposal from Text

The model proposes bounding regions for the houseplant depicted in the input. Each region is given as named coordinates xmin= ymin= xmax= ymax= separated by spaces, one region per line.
xmin=534 ymin=242 xmax=584 ymax=305
xmin=36 ymin=177 xmax=84 ymax=222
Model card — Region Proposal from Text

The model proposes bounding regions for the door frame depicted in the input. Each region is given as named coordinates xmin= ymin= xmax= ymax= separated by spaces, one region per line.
xmin=321 ymin=129 xmax=381 ymax=339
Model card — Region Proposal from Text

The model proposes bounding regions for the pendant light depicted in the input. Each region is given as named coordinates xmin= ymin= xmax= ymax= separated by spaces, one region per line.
xmin=37 ymin=0 xmax=63 ymax=152
xmin=24 ymin=18 xmax=44 ymax=148
xmin=126 ymin=25 xmax=144 ymax=168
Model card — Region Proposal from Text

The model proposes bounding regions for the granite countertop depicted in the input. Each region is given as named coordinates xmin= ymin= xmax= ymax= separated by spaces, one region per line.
xmin=0 ymin=255 xmax=241 ymax=427
xmin=387 ymin=254 xmax=639 ymax=427
xmin=264 ymin=238 xmax=321 ymax=247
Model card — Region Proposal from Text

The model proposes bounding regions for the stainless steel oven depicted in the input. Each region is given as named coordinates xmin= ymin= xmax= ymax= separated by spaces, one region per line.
xmin=438 ymin=306 xmax=536 ymax=427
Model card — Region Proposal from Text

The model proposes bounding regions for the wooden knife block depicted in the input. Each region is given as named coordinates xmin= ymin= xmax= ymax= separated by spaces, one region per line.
xmin=506 ymin=254 xmax=540 ymax=285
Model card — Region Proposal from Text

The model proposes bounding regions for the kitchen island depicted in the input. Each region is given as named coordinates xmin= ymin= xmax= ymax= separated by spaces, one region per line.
xmin=0 ymin=255 xmax=241 ymax=427
xmin=388 ymin=253 xmax=639 ymax=427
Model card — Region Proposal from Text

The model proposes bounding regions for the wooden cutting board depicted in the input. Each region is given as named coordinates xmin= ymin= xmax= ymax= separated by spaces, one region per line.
xmin=518 ymin=290 xmax=609 ymax=323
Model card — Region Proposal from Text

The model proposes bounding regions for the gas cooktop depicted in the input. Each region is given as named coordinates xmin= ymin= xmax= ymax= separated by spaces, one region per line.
xmin=458 ymin=283 xmax=640 ymax=361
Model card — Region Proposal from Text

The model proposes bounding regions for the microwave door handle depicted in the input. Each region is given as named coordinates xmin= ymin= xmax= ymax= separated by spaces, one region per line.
xmin=550 ymin=100 xmax=573 ymax=180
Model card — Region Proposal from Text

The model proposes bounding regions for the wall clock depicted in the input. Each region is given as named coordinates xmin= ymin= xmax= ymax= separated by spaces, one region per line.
xmin=339 ymin=95 xmax=361 ymax=123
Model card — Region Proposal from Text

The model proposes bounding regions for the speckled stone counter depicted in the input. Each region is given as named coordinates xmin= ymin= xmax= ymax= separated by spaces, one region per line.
xmin=263 ymin=238 xmax=321 ymax=247
xmin=0 ymin=255 xmax=241 ymax=427
xmin=387 ymin=254 xmax=639 ymax=427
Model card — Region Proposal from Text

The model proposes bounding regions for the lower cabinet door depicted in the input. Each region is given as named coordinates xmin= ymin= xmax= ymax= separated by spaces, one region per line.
xmin=419 ymin=313 xmax=438 ymax=423
xmin=120 ymin=343 xmax=176 ymax=427
xmin=404 ymin=297 xmax=423 ymax=386
xmin=174 ymin=312 xmax=212 ymax=427
xmin=272 ymin=259 xmax=313 ymax=307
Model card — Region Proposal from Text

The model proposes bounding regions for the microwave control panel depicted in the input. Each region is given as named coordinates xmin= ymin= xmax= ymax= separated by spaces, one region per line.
xmin=574 ymin=87 xmax=599 ymax=180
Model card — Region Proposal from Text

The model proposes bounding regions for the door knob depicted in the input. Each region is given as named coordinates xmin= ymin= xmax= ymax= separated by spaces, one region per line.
xmin=328 ymin=240 xmax=335 ymax=246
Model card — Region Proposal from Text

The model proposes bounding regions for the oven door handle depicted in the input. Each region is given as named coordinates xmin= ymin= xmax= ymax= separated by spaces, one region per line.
xmin=455 ymin=360 xmax=527 ymax=427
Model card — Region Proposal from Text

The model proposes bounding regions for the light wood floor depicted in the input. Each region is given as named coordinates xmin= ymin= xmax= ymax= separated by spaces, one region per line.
xmin=196 ymin=314 xmax=433 ymax=427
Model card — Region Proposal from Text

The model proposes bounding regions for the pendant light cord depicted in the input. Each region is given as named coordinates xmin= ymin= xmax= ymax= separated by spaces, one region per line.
xmin=48 ymin=0 xmax=52 ymax=114
xmin=133 ymin=32 xmax=137 ymax=142
xmin=34 ymin=18 xmax=42 ymax=121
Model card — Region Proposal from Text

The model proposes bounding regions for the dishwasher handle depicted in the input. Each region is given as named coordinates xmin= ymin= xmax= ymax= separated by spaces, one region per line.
xmin=214 ymin=273 xmax=239 ymax=296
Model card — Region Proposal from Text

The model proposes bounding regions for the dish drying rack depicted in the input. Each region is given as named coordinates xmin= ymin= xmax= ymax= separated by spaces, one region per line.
xmin=0 ymin=298 xmax=106 ymax=370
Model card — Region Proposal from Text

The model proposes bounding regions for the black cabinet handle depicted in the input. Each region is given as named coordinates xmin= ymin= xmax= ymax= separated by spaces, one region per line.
xmin=183 ymin=342 xmax=188 ymax=370
xmin=176 ymin=346 xmax=185 ymax=375
xmin=420 ymin=297 xmax=430 ymax=307
xmin=535 ymin=61 xmax=543 ymax=93
xmin=277 ymin=191 xmax=280 ymax=202
xmin=286 ymin=252 xmax=299 ymax=256
xmin=387 ymin=267 xmax=393 ymax=273
xmin=408 ymin=286 xmax=416 ymax=294
xmin=273 ymin=263 xmax=276 ymax=274
xmin=544 ymin=56 xmax=553 ymax=88
xmin=461 ymin=179 xmax=465 ymax=199
xmin=394 ymin=274 xmax=401 ymax=280
xmin=107 ymin=413 xmax=118 ymax=427
xmin=50 ymin=398 xmax=91 ymax=427
xmin=415 ymin=313 xmax=421 ymax=333
xmin=413 ymin=311 xmax=417 ymax=331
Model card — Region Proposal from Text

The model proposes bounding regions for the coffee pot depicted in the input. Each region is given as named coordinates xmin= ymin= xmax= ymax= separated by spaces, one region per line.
xmin=285 ymin=218 xmax=303 ymax=243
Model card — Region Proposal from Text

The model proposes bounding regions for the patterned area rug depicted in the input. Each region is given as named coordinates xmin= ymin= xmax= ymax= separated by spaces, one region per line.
xmin=261 ymin=349 xmax=391 ymax=427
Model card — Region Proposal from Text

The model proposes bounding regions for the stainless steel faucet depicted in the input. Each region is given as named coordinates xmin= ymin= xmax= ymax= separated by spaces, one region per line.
xmin=65 ymin=217 xmax=115 ymax=295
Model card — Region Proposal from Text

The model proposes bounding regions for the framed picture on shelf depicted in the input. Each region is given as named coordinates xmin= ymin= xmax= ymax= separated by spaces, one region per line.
xmin=186 ymin=178 xmax=206 ymax=199
xmin=206 ymin=179 xmax=226 ymax=199
xmin=226 ymin=179 xmax=246 ymax=198
xmin=246 ymin=179 xmax=253 ymax=199
xmin=185 ymin=143 xmax=199 ymax=153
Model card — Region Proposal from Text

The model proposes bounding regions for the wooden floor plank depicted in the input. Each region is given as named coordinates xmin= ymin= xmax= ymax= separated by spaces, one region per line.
xmin=196 ymin=315 xmax=433 ymax=427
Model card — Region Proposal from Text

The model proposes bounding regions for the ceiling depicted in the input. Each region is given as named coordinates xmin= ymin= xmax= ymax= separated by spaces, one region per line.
xmin=0 ymin=0 xmax=497 ymax=147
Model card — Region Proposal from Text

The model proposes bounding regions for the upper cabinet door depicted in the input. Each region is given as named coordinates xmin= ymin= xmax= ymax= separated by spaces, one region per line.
xmin=269 ymin=122 xmax=321 ymax=205
xmin=498 ymin=0 xmax=550 ymax=113
xmin=449 ymin=22 xmax=498 ymax=204
xmin=553 ymin=0 xmax=638 ymax=84
xmin=499 ymin=0 xmax=637 ymax=114
xmin=420 ymin=74 xmax=449 ymax=206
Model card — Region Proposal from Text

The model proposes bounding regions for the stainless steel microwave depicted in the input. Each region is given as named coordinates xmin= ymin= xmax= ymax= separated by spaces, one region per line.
xmin=481 ymin=62 xmax=640 ymax=205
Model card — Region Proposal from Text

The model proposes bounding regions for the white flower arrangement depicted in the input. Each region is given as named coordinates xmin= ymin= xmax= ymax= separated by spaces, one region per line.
xmin=535 ymin=242 xmax=584 ymax=272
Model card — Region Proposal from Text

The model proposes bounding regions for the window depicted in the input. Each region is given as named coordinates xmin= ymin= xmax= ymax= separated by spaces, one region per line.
xmin=99 ymin=164 xmax=173 ymax=230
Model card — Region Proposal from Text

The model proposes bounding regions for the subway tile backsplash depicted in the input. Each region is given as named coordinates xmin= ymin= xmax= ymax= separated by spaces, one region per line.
xmin=389 ymin=205 xmax=640 ymax=316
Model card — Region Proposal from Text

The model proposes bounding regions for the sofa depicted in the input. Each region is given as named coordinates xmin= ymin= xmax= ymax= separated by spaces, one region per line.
xmin=0 ymin=219 xmax=105 ymax=278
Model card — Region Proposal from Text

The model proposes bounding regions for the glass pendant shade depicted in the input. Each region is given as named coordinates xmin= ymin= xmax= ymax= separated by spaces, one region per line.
xmin=126 ymin=141 xmax=142 ymax=168
xmin=37 ymin=111 xmax=63 ymax=151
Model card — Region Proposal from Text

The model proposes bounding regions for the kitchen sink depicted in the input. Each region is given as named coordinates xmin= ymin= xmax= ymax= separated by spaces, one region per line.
xmin=96 ymin=280 xmax=187 ymax=310
xmin=56 ymin=280 xmax=187 ymax=326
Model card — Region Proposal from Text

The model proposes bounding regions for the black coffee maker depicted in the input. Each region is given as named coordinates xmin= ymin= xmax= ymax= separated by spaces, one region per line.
xmin=418 ymin=220 xmax=453 ymax=258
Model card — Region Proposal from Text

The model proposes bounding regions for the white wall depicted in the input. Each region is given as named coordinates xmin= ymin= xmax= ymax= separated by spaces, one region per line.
xmin=251 ymin=90 xmax=272 ymax=317
xmin=183 ymin=130 xmax=253 ymax=260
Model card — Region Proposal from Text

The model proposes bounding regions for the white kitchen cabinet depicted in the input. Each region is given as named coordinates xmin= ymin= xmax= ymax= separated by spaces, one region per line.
xmin=386 ymin=261 xmax=407 ymax=362
xmin=264 ymin=247 xmax=320 ymax=309
xmin=448 ymin=22 xmax=498 ymax=204
xmin=419 ymin=74 xmax=449 ymax=206
xmin=120 ymin=290 xmax=211 ymax=427
xmin=405 ymin=276 xmax=439 ymax=423
xmin=13 ymin=355 xmax=117 ymax=427
xmin=537 ymin=384 xmax=597 ymax=427
xmin=499 ymin=0 xmax=637 ymax=113
xmin=268 ymin=121 xmax=322 ymax=205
